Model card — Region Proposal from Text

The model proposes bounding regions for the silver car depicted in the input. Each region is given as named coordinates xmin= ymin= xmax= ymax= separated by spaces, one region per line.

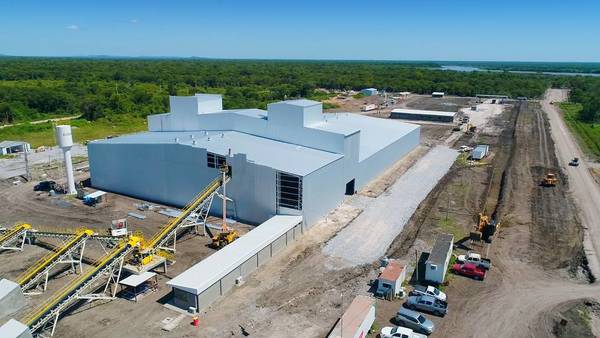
xmin=394 ymin=307 xmax=435 ymax=335
xmin=406 ymin=295 xmax=448 ymax=317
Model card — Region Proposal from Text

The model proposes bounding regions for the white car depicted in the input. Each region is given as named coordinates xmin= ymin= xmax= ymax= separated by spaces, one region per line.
xmin=458 ymin=145 xmax=473 ymax=153
xmin=410 ymin=285 xmax=447 ymax=302
xmin=381 ymin=326 xmax=427 ymax=338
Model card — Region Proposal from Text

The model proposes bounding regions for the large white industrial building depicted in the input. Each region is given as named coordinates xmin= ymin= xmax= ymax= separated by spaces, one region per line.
xmin=88 ymin=94 xmax=420 ymax=227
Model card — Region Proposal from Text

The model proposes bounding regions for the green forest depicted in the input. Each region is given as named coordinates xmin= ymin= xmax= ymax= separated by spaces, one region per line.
xmin=0 ymin=58 xmax=598 ymax=148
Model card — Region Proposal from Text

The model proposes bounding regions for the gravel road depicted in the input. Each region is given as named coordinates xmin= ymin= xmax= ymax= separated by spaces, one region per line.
xmin=0 ymin=145 xmax=87 ymax=180
xmin=543 ymin=89 xmax=600 ymax=279
xmin=322 ymin=146 xmax=457 ymax=267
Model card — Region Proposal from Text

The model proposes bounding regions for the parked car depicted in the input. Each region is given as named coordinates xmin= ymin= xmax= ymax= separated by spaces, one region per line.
xmin=569 ymin=157 xmax=580 ymax=166
xmin=34 ymin=180 xmax=57 ymax=192
xmin=410 ymin=285 xmax=447 ymax=302
xmin=381 ymin=326 xmax=427 ymax=338
xmin=459 ymin=145 xmax=473 ymax=153
xmin=457 ymin=252 xmax=491 ymax=270
xmin=405 ymin=295 xmax=448 ymax=317
xmin=451 ymin=262 xmax=486 ymax=280
xmin=394 ymin=308 xmax=435 ymax=335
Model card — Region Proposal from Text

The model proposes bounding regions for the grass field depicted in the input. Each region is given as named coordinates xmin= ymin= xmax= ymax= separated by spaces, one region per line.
xmin=0 ymin=116 xmax=147 ymax=148
xmin=560 ymin=102 xmax=600 ymax=159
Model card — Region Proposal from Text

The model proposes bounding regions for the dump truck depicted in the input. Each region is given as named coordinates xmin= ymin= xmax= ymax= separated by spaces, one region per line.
xmin=541 ymin=173 xmax=558 ymax=187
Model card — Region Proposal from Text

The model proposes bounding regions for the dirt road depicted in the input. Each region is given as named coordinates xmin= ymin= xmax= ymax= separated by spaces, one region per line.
xmin=543 ymin=89 xmax=600 ymax=279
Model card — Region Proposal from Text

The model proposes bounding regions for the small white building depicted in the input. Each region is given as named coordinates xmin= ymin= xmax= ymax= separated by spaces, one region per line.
xmin=0 ymin=141 xmax=30 ymax=155
xmin=361 ymin=88 xmax=378 ymax=96
xmin=431 ymin=92 xmax=445 ymax=98
xmin=425 ymin=233 xmax=454 ymax=284
xmin=470 ymin=145 xmax=490 ymax=160
xmin=328 ymin=295 xmax=376 ymax=338
xmin=377 ymin=260 xmax=407 ymax=297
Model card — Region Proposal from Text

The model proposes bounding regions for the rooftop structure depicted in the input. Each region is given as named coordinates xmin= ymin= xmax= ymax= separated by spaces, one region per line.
xmin=425 ymin=233 xmax=454 ymax=284
xmin=328 ymin=295 xmax=376 ymax=338
xmin=390 ymin=108 xmax=457 ymax=123
xmin=470 ymin=145 xmax=490 ymax=160
xmin=89 ymin=94 xmax=420 ymax=226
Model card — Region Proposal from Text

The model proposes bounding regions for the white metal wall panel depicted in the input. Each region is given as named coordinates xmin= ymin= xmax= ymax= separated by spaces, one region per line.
xmin=270 ymin=234 xmax=287 ymax=255
xmin=220 ymin=267 xmax=242 ymax=295
xmin=240 ymin=255 xmax=258 ymax=277
xmin=197 ymin=281 xmax=221 ymax=310
xmin=257 ymin=246 xmax=271 ymax=266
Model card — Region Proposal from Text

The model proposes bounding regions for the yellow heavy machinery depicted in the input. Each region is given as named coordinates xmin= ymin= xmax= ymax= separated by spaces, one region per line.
xmin=541 ymin=173 xmax=558 ymax=187
xmin=473 ymin=213 xmax=500 ymax=243
xmin=208 ymin=163 xmax=239 ymax=249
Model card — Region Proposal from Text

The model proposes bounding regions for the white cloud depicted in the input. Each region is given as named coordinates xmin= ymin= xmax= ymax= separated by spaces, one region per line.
xmin=65 ymin=24 xmax=79 ymax=30
xmin=130 ymin=19 xmax=139 ymax=24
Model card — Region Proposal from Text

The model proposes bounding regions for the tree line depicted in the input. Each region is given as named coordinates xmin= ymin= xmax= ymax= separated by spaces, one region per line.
xmin=0 ymin=58 xmax=597 ymax=124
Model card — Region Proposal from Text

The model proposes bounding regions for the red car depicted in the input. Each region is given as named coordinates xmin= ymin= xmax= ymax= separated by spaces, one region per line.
xmin=451 ymin=262 xmax=486 ymax=280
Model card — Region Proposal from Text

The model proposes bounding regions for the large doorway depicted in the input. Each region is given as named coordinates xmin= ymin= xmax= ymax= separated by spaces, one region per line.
xmin=345 ymin=179 xmax=355 ymax=195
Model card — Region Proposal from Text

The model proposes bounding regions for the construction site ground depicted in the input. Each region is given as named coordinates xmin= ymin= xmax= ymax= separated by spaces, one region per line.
xmin=1 ymin=91 xmax=600 ymax=337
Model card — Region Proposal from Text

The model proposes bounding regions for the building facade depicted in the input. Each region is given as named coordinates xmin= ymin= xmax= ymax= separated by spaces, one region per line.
xmin=89 ymin=94 xmax=420 ymax=227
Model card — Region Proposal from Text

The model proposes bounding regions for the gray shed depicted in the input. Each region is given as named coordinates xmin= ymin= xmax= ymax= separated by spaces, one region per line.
xmin=425 ymin=233 xmax=454 ymax=284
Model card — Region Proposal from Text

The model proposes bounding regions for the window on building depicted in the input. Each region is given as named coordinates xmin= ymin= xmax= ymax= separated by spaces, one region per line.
xmin=207 ymin=152 xmax=226 ymax=168
xmin=277 ymin=172 xmax=302 ymax=211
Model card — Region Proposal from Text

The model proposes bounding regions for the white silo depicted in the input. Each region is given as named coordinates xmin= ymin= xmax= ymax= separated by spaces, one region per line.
xmin=55 ymin=125 xmax=77 ymax=195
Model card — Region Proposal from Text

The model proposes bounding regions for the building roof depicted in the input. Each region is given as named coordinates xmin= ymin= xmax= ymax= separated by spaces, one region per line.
xmin=379 ymin=260 xmax=405 ymax=282
xmin=93 ymin=130 xmax=343 ymax=176
xmin=0 ymin=140 xmax=28 ymax=148
xmin=119 ymin=271 xmax=156 ymax=288
xmin=471 ymin=145 xmax=489 ymax=159
xmin=427 ymin=233 xmax=454 ymax=266
xmin=362 ymin=88 xmax=377 ymax=91
xmin=310 ymin=113 xmax=419 ymax=161
xmin=0 ymin=319 xmax=30 ymax=338
xmin=167 ymin=215 xmax=303 ymax=295
xmin=329 ymin=295 xmax=375 ymax=338
xmin=432 ymin=92 xmax=445 ymax=95
xmin=391 ymin=108 xmax=456 ymax=118
xmin=281 ymin=99 xmax=321 ymax=107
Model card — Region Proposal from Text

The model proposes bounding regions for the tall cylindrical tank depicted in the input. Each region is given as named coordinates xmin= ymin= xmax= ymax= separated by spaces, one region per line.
xmin=55 ymin=125 xmax=77 ymax=195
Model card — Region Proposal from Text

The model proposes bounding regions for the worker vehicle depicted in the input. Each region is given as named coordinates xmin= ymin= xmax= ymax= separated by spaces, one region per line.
xmin=34 ymin=181 xmax=57 ymax=192
xmin=457 ymin=252 xmax=491 ymax=270
xmin=569 ymin=157 xmax=580 ymax=167
xmin=381 ymin=326 xmax=427 ymax=338
xmin=394 ymin=307 xmax=435 ymax=335
xmin=459 ymin=145 xmax=473 ymax=153
xmin=210 ymin=230 xmax=239 ymax=249
xmin=451 ymin=262 xmax=486 ymax=280
xmin=410 ymin=285 xmax=447 ymax=302
xmin=541 ymin=173 xmax=558 ymax=187
xmin=405 ymin=295 xmax=448 ymax=317
xmin=474 ymin=213 xmax=499 ymax=243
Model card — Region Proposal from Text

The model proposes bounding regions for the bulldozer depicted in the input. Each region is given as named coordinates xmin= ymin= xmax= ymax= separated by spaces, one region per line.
xmin=541 ymin=173 xmax=558 ymax=187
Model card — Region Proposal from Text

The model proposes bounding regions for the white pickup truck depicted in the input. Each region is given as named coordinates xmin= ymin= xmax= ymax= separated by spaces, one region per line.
xmin=409 ymin=285 xmax=447 ymax=302
xmin=457 ymin=252 xmax=491 ymax=270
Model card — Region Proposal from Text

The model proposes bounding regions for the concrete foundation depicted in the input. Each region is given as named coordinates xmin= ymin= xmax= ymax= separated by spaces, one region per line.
xmin=0 ymin=279 xmax=25 ymax=319
xmin=0 ymin=319 xmax=32 ymax=338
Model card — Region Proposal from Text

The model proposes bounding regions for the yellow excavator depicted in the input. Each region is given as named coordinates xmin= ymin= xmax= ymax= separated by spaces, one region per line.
xmin=474 ymin=213 xmax=499 ymax=243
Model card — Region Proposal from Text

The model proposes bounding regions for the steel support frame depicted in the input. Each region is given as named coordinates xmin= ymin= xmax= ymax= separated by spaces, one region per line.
xmin=0 ymin=229 xmax=28 ymax=252
xmin=23 ymin=239 xmax=88 ymax=295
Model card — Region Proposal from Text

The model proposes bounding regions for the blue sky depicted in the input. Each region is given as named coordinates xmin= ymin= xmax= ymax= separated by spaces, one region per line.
xmin=1 ymin=0 xmax=599 ymax=61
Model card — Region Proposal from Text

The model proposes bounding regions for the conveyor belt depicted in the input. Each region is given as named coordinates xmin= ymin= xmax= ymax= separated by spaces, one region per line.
xmin=17 ymin=229 xmax=93 ymax=292
xmin=145 ymin=175 xmax=226 ymax=251
xmin=0 ymin=223 xmax=31 ymax=250
xmin=23 ymin=236 xmax=141 ymax=334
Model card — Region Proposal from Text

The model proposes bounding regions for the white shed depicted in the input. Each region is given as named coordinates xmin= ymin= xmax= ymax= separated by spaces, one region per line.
xmin=425 ymin=233 xmax=454 ymax=284
xmin=377 ymin=260 xmax=406 ymax=297
xmin=0 ymin=141 xmax=30 ymax=155
xmin=431 ymin=92 xmax=445 ymax=98
xmin=328 ymin=295 xmax=376 ymax=338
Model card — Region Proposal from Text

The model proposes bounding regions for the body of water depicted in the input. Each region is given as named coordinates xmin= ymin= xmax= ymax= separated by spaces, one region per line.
xmin=439 ymin=65 xmax=600 ymax=77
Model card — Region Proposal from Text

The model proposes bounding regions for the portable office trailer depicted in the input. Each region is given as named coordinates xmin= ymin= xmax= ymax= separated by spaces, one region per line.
xmin=425 ymin=233 xmax=454 ymax=284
